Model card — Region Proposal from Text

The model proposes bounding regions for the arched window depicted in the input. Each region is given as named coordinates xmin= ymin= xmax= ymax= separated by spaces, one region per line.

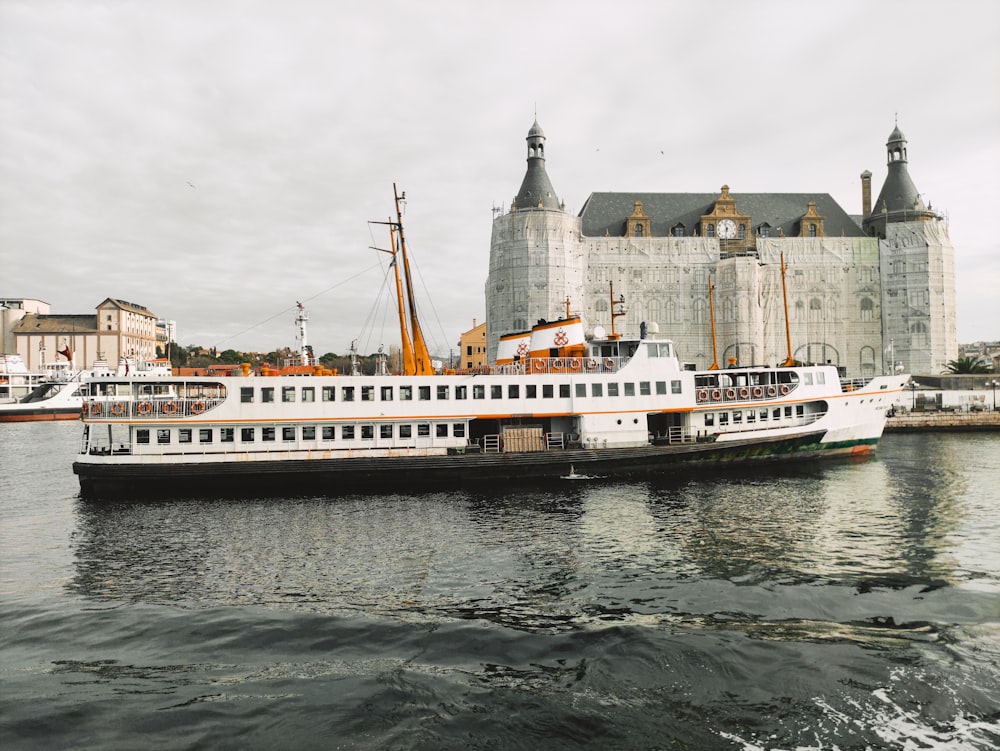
xmin=860 ymin=346 xmax=875 ymax=378
xmin=738 ymin=224 xmax=746 ymax=240
xmin=759 ymin=223 xmax=771 ymax=238
xmin=634 ymin=224 xmax=643 ymax=237
xmin=860 ymin=297 xmax=874 ymax=322
xmin=672 ymin=224 xmax=685 ymax=237
xmin=706 ymin=223 xmax=715 ymax=238
xmin=808 ymin=223 xmax=817 ymax=237
xmin=693 ymin=298 xmax=707 ymax=324
xmin=809 ymin=298 xmax=822 ymax=323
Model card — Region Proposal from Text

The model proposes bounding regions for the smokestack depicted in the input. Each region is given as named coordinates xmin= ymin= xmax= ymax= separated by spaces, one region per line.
xmin=861 ymin=170 xmax=872 ymax=219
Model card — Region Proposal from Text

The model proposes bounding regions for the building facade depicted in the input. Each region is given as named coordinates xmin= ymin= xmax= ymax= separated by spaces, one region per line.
xmin=457 ymin=319 xmax=488 ymax=371
xmin=486 ymin=121 xmax=957 ymax=377
xmin=7 ymin=298 xmax=160 ymax=370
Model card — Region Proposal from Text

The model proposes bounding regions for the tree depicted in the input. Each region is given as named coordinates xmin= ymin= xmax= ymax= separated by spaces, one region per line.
xmin=945 ymin=357 xmax=989 ymax=374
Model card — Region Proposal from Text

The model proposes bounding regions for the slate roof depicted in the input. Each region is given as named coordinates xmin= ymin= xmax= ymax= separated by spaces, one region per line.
xmin=578 ymin=192 xmax=865 ymax=238
xmin=11 ymin=314 xmax=98 ymax=334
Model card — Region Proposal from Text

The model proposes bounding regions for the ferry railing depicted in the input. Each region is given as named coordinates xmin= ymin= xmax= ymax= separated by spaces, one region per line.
xmin=494 ymin=356 xmax=623 ymax=376
xmin=84 ymin=398 xmax=224 ymax=419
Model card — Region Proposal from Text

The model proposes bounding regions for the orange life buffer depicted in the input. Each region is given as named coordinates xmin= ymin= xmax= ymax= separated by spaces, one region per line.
xmin=695 ymin=383 xmax=793 ymax=404
xmin=525 ymin=356 xmax=617 ymax=374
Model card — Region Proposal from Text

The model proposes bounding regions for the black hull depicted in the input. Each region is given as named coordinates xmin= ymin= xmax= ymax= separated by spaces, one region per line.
xmin=72 ymin=430 xmax=857 ymax=499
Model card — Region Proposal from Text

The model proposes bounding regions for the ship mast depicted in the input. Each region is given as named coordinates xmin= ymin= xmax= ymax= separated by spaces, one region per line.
xmin=371 ymin=220 xmax=415 ymax=375
xmin=609 ymin=282 xmax=626 ymax=340
xmin=780 ymin=252 xmax=795 ymax=367
xmin=708 ymin=276 xmax=719 ymax=370
xmin=393 ymin=183 xmax=434 ymax=375
xmin=295 ymin=302 xmax=311 ymax=367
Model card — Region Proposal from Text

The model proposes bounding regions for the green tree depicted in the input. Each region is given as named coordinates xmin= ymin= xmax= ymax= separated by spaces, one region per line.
xmin=945 ymin=357 xmax=989 ymax=374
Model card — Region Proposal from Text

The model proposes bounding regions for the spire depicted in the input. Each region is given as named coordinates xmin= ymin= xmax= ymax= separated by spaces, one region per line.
xmin=512 ymin=119 xmax=561 ymax=211
xmin=864 ymin=120 xmax=937 ymax=235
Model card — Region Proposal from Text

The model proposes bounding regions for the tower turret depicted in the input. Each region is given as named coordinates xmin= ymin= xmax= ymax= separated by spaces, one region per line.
xmin=863 ymin=121 xmax=937 ymax=237
xmin=512 ymin=119 xmax=562 ymax=211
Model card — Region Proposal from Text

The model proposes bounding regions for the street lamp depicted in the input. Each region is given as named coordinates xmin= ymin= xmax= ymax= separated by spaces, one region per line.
xmin=991 ymin=380 xmax=999 ymax=411
xmin=909 ymin=381 xmax=919 ymax=410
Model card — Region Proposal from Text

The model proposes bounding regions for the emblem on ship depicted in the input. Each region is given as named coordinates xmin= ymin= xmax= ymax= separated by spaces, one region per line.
xmin=517 ymin=342 xmax=529 ymax=356
xmin=553 ymin=330 xmax=569 ymax=346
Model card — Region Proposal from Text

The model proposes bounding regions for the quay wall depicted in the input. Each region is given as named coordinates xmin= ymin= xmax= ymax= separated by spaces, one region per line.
xmin=885 ymin=411 xmax=1000 ymax=432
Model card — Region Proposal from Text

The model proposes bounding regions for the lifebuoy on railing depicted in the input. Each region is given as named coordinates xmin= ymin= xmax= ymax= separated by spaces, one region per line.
xmin=738 ymin=387 xmax=750 ymax=399
xmin=725 ymin=388 xmax=737 ymax=400
xmin=752 ymin=386 xmax=764 ymax=399
xmin=766 ymin=386 xmax=777 ymax=398
xmin=191 ymin=401 xmax=206 ymax=415
xmin=604 ymin=358 xmax=616 ymax=371
xmin=710 ymin=388 xmax=722 ymax=401
xmin=110 ymin=402 xmax=125 ymax=416
xmin=568 ymin=357 xmax=582 ymax=372
xmin=532 ymin=359 xmax=547 ymax=373
xmin=585 ymin=358 xmax=598 ymax=371
xmin=162 ymin=402 xmax=179 ymax=415
xmin=697 ymin=388 xmax=709 ymax=403
xmin=780 ymin=384 xmax=791 ymax=396
xmin=551 ymin=359 xmax=564 ymax=370
xmin=86 ymin=402 xmax=102 ymax=417
xmin=137 ymin=401 xmax=152 ymax=415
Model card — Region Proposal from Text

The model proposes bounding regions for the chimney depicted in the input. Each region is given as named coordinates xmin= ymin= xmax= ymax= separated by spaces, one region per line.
xmin=861 ymin=170 xmax=872 ymax=219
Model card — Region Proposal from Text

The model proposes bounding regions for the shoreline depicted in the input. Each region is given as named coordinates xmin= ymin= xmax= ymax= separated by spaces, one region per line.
xmin=885 ymin=410 xmax=1000 ymax=432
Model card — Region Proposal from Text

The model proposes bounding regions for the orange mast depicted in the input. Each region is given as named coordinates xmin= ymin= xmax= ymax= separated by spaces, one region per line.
xmin=372 ymin=221 xmax=415 ymax=375
xmin=780 ymin=252 xmax=795 ymax=367
xmin=708 ymin=275 xmax=719 ymax=370
xmin=609 ymin=282 xmax=626 ymax=340
xmin=393 ymin=183 xmax=434 ymax=375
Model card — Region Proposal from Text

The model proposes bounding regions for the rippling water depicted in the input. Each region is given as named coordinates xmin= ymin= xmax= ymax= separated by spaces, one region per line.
xmin=2 ymin=422 xmax=999 ymax=750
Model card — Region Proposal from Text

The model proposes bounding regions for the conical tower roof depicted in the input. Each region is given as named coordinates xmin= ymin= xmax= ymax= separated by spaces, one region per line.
xmin=513 ymin=119 xmax=561 ymax=211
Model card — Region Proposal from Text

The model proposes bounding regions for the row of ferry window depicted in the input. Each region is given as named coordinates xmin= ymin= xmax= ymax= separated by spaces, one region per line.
xmin=703 ymin=404 xmax=804 ymax=426
xmin=239 ymin=380 xmax=684 ymax=403
xmin=135 ymin=422 xmax=467 ymax=445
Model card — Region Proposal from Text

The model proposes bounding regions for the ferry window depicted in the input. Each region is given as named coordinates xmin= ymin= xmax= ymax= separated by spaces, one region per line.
xmin=491 ymin=385 xmax=502 ymax=399
xmin=671 ymin=380 xmax=682 ymax=394
xmin=200 ymin=429 xmax=213 ymax=443
xmin=322 ymin=386 xmax=336 ymax=402
xmin=418 ymin=424 xmax=430 ymax=437
xmin=302 ymin=426 xmax=315 ymax=440
xmin=656 ymin=381 xmax=667 ymax=395
xmin=543 ymin=384 xmax=553 ymax=398
xmin=575 ymin=384 xmax=586 ymax=397
xmin=419 ymin=386 xmax=431 ymax=400
xmin=302 ymin=387 xmax=315 ymax=403
xmin=816 ymin=372 xmax=826 ymax=385
xmin=592 ymin=383 xmax=603 ymax=397
xmin=436 ymin=424 xmax=448 ymax=438
xmin=759 ymin=409 xmax=768 ymax=421
xmin=747 ymin=412 xmax=755 ymax=423
xmin=321 ymin=426 xmax=335 ymax=440
xmin=381 ymin=386 xmax=393 ymax=401
xmin=704 ymin=413 xmax=714 ymax=426
xmin=400 ymin=386 xmax=412 ymax=401
xmin=796 ymin=405 xmax=804 ymax=418
xmin=803 ymin=373 xmax=814 ymax=386
xmin=241 ymin=427 xmax=255 ymax=441
xmin=719 ymin=413 xmax=729 ymax=425
xmin=399 ymin=424 xmax=412 ymax=438
xmin=179 ymin=429 xmax=192 ymax=443
xmin=559 ymin=384 xmax=570 ymax=398
xmin=136 ymin=429 xmax=150 ymax=444
xmin=473 ymin=385 xmax=485 ymax=399
xmin=640 ymin=382 xmax=651 ymax=396
xmin=453 ymin=423 xmax=465 ymax=438
xmin=362 ymin=386 xmax=374 ymax=401
xmin=437 ymin=385 xmax=449 ymax=400
xmin=455 ymin=386 xmax=467 ymax=400
xmin=221 ymin=428 xmax=234 ymax=442
xmin=282 ymin=387 xmax=296 ymax=402
xmin=624 ymin=383 xmax=636 ymax=397
xmin=784 ymin=407 xmax=792 ymax=418
xmin=282 ymin=427 xmax=295 ymax=441
xmin=361 ymin=425 xmax=374 ymax=440
xmin=240 ymin=387 xmax=254 ymax=403
xmin=526 ymin=385 xmax=537 ymax=398
xmin=380 ymin=424 xmax=393 ymax=439
xmin=508 ymin=384 xmax=520 ymax=399
xmin=262 ymin=388 xmax=275 ymax=403
xmin=733 ymin=411 xmax=742 ymax=424
xmin=343 ymin=387 xmax=355 ymax=402
xmin=157 ymin=429 xmax=170 ymax=444
xmin=647 ymin=344 xmax=660 ymax=358
xmin=773 ymin=408 xmax=781 ymax=420
xmin=608 ymin=383 xmax=619 ymax=397
xmin=342 ymin=425 xmax=355 ymax=439
xmin=263 ymin=427 xmax=275 ymax=441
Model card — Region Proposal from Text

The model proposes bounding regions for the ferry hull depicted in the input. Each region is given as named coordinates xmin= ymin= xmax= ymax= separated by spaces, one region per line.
xmin=74 ymin=429 xmax=874 ymax=499
xmin=0 ymin=407 xmax=81 ymax=422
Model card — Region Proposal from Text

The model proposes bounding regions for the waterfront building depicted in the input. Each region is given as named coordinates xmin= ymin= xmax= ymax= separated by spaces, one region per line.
xmin=457 ymin=319 xmax=488 ymax=371
xmin=486 ymin=121 xmax=957 ymax=378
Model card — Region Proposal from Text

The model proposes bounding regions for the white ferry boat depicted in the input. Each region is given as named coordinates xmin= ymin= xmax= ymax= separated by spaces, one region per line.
xmin=72 ymin=186 xmax=908 ymax=498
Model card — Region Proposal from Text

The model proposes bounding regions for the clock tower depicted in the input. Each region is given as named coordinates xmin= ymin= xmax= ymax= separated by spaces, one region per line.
xmin=700 ymin=185 xmax=753 ymax=254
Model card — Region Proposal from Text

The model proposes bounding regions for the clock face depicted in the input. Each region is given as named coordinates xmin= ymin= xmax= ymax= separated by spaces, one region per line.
xmin=717 ymin=219 xmax=737 ymax=240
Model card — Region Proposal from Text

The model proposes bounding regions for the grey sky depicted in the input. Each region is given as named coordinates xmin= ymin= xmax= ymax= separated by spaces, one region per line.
xmin=2 ymin=0 xmax=998 ymax=357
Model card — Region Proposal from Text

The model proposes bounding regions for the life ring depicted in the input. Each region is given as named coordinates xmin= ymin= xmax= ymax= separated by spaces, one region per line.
xmin=191 ymin=401 xmax=206 ymax=415
xmin=738 ymin=387 xmax=750 ymax=400
xmin=86 ymin=402 xmax=102 ymax=417
xmin=568 ymin=357 xmax=582 ymax=372
xmin=766 ymin=386 xmax=777 ymax=398
xmin=725 ymin=388 xmax=737 ymax=400
xmin=551 ymin=359 xmax=564 ymax=370
xmin=710 ymin=388 xmax=722 ymax=401
xmin=110 ymin=402 xmax=125 ymax=416
xmin=532 ymin=359 xmax=547 ymax=373
xmin=752 ymin=386 xmax=764 ymax=399
xmin=162 ymin=402 xmax=178 ymax=415
xmin=604 ymin=358 xmax=616 ymax=370
xmin=780 ymin=384 xmax=791 ymax=396
xmin=697 ymin=388 xmax=709 ymax=403
xmin=585 ymin=358 xmax=598 ymax=371
xmin=137 ymin=401 xmax=152 ymax=415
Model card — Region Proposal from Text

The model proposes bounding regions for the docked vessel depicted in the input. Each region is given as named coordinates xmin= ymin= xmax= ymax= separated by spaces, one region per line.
xmin=72 ymin=186 xmax=908 ymax=498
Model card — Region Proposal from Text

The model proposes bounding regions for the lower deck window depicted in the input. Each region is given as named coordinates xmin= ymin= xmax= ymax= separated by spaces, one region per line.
xmin=436 ymin=424 xmax=448 ymax=438
xmin=263 ymin=427 xmax=275 ymax=441
xmin=399 ymin=424 xmax=412 ymax=438
xmin=199 ymin=429 xmax=212 ymax=443
xmin=221 ymin=428 xmax=234 ymax=442
xmin=302 ymin=426 xmax=316 ymax=440
xmin=322 ymin=426 xmax=335 ymax=440
xmin=157 ymin=429 xmax=170 ymax=444
xmin=136 ymin=429 xmax=150 ymax=444
xmin=380 ymin=424 xmax=393 ymax=438
xmin=179 ymin=429 xmax=192 ymax=443
xmin=283 ymin=427 xmax=296 ymax=441
xmin=342 ymin=426 xmax=355 ymax=439
xmin=242 ymin=427 xmax=255 ymax=442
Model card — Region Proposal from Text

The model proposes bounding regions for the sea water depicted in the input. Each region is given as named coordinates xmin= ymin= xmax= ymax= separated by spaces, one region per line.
xmin=1 ymin=422 xmax=998 ymax=750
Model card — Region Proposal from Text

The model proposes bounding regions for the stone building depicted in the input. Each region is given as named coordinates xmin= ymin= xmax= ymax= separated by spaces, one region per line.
xmin=486 ymin=120 xmax=956 ymax=377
